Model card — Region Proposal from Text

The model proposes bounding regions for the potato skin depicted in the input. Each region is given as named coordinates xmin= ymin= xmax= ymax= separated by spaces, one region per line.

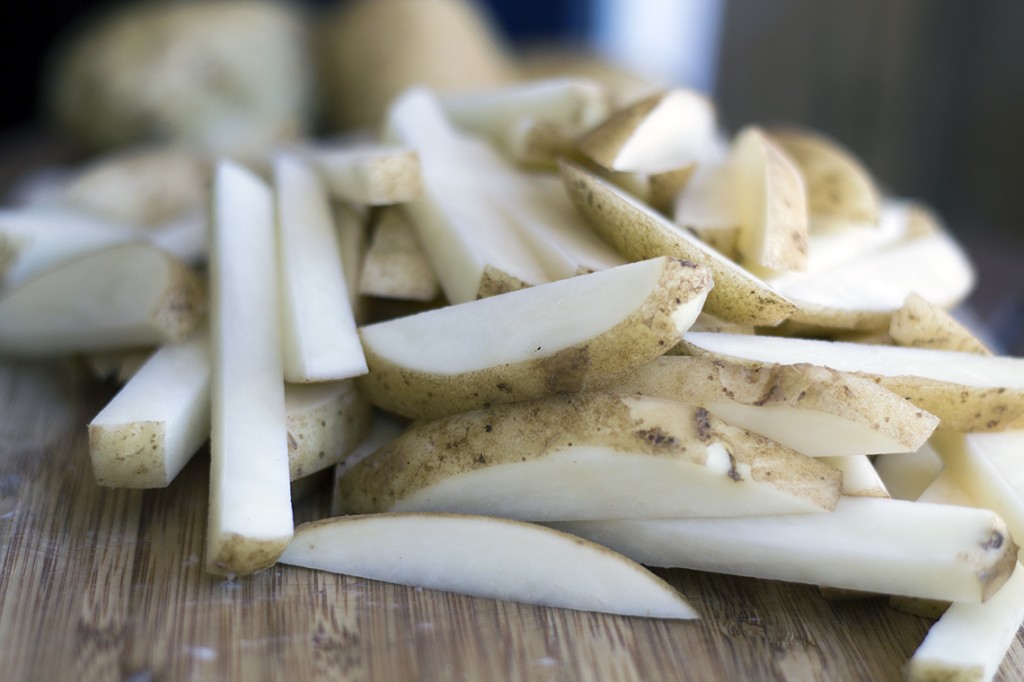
xmin=46 ymin=0 xmax=313 ymax=156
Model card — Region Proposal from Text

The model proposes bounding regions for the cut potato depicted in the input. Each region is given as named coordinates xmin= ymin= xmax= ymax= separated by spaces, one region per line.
xmin=275 ymin=155 xmax=367 ymax=382
xmin=889 ymin=292 xmax=992 ymax=355
xmin=89 ymin=327 xmax=210 ymax=488
xmin=821 ymin=456 xmax=889 ymax=498
xmin=591 ymin=165 xmax=695 ymax=215
xmin=86 ymin=348 xmax=153 ymax=384
xmin=333 ymin=201 xmax=368 ymax=321
xmin=0 ymin=242 xmax=204 ymax=356
xmin=337 ymin=393 xmax=841 ymax=520
xmin=206 ymin=160 xmax=292 ymax=576
xmin=285 ymin=380 xmax=372 ymax=480
xmin=673 ymin=160 xmax=741 ymax=258
xmin=611 ymin=356 xmax=938 ymax=457
xmin=357 ymin=256 xmax=712 ymax=419
xmin=681 ymin=332 xmax=1024 ymax=432
xmin=304 ymin=145 xmax=422 ymax=206
xmin=358 ymin=208 xmax=440 ymax=301
xmin=768 ymin=127 xmax=880 ymax=226
xmin=553 ymin=496 xmax=1017 ymax=603
xmin=560 ymin=161 xmax=796 ymax=326
xmin=579 ymin=88 xmax=717 ymax=173
xmin=907 ymin=562 xmax=1024 ymax=682
xmin=279 ymin=513 xmax=697 ymax=619
xmin=730 ymin=127 xmax=808 ymax=273
xmin=384 ymin=87 xmax=550 ymax=303
xmin=873 ymin=443 xmax=944 ymax=502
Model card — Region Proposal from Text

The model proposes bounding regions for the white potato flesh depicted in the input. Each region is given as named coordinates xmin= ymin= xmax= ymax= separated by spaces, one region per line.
xmin=874 ymin=444 xmax=944 ymax=502
xmin=581 ymin=89 xmax=718 ymax=173
xmin=148 ymin=210 xmax=208 ymax=265
xmin=275 ymin=156 xmax=367 ymax=382
xmin=305 ymin=145 xmax=422 ymax=206
xmin=673 ymin=160 xmax=741 ymax=250
xmin=89 ymin=327 xmax=210 ymax=488
xmin=821 ymin=456 xmax=889 ymax=498
xmin=916 ymin=469 xmax=977 ymax=507
xmin=384 ymin=87 xmax=550 ymax=303
xmin=279 ymin=513 xmax=697 ymax=620
xmin=357 ymin=257 xmax=712 ymax=418
xmin=0 ymin=206 xmax=144 ymax=288
xmin=730 ymin=127 xmax=809 ymax=273
xmin=553 ymin=496 xmax=1017 ymax=603
xmin=207 ymin=160 xmax=292 ymax=576
xmin=358 ymin=208 xmax=440 ymax=301
xmin=284 ymin=380 xmax=371 ymax=480
xmin=907 ymin=562 xmax=1024 ymax=682
xmin=0 ymin=242 xmax=204 ymax=356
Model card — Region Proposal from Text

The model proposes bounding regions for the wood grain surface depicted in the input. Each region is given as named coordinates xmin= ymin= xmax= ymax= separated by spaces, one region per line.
xmin=1 ymin=358 xmax=1023 ymax=682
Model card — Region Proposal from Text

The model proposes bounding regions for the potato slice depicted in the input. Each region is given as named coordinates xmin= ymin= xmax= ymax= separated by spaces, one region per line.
xmin=889 ymin=292 xmax=992 ymax=355
xmin=357 ymin=256 xmax=712 ymax=419
xmin=206 ymin=160 xmax=292 ymax=576
xmin=88 ymin=327 xmax=210 ymax=488
xmin=559 ymin=161 xmax=796 ymax=326
xmin=681 ymin=332 xmax=1024 ymax=432
xmin=730 ymin=127 xmax=809 ymax=273
xmin=907 ymin=562 xmax=1024 ymax=682
xmin=553 ymin=496 xmax=1018 ymax=603
xmin=336 ymin=393 xmax=841 ymax=520
xmin=611 ymin=356 xmax=938 ymax=457
xmin=358 ymin=208 xmax=440 ymax=301
xmin=279 ymin=513 xmax=697 ymax=619
xmin=873 ymin=443 xmax=944 ymax=502
xmin=304 ymin=145 xmax=422 ymax=206
xmin=579 ymin=88 xmax=717 ymax=173
xmin=0 ymin=242 xmax=204 ymax=356
xmin=285 ymin=380 xmax=372 ymax=480
xmin=276 ymin=155 xmax=367 ymax=382
xmin=768 ymin=127 xmax=880 ymax=226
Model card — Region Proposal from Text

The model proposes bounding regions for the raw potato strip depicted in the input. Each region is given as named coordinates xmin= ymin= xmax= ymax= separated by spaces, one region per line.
xmin=358 ymin=208 xmax=440 ymax=301
xmin=579 ymin=88 xmax=717 ymax=173
xmin=821 ymin=456 xmax=889 ymax=498
xmin=337 ymin=393 xmax=842 ymax=520
xmin=285 ymin=380 xmax=372 ymax=480
xmin=889 ymin=292 xmax=992 ymax=355
xmin=730 ymin=127 xmax=809 ymax=273
xmin=357 ymin=256 xmax=713 ymax=420
xmin=0 ymin=206 xmax=144 ymax=288
xmin=276 ymin=156 xmax=367 ymax=382
xmin=552 ymin=496 xmax=1017 ymax=603
xmin=873 ymin=443 xmax=944 ymax=502
xmin=907 ymin=562 xmax=1024 ymax=682
xmin=768 ymin=128 xmax=880 ymax=226
xmin=681 ymin=332 xmax=1024 ymax=432
xmin=207 ymin=160 xmax=292 ymax=576
xmin=88 ymin=327 xmax=210 ymax=488
xmin=333 ymin=202 xmax=367 ymax=321
xmin=384 ymin=87 xmax=550 ymax=303
xmin=0 ymin=242 xmax=205 ymax=356
xmin=611 ymin=356 xmax=938 ymax=457
xmin=560 ymin=161 xmax=796 ymax=326
xmin=305 ymin=145 xmax=422 ymax=205
xmin=279 ymin=513 xmax=697 ymax=620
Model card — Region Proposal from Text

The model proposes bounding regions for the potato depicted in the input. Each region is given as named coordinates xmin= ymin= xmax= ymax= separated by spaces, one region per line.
xmin=280 ymin=513 xmax=697 ymax=619
xmin=889 ymin=292 xmax=992 ymax=355
xmin=46 ymin=0 xmax=312 ymax=156
xmin=358 ymin=208 xmax=440 ymax=301
xmin=356 ymin=256 xmax=712 ymax=420
xmin=285 ymin=381 xmax=372 ymax=481
xmin=317 ymin=0 xmax=515 ymax=130
xmin=303 ymin=145 xmax=422 ymax=206
xmin=337 ymin=393 xmax=841 ymax=520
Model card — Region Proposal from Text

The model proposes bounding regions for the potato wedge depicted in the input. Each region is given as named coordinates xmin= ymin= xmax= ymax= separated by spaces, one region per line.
xmin=560 ymin=161 xmax=796 ymax=326
xmin=89 ymin=327 xmax=210 ymax=488
xmin=681 ymin=332 xmax=1024 ymax=431
xmin=553 ymin=496 xmax=1018 ymax=603
xmin=768 ymin=127 xmax=880 ymax=226
xmin=673 ymin=160 xmax=741 ymax=258
xmin=358 ymin=208 xmax=440 ymax=301
xmin=336 ymin=393 xmax=840 ymax=520
xmin=357 ymin=256 xmax=712 ymax=419
xmin=611 ymin=356 xmax=938 ymax=457
xmin=889 ymin=292 xmax=992 ymax=355
xmin=304 ymin=145 xmax=422 ymax=206
xmin=0 ymin=242 xmax=204 ymax=356
xmin=279 ymin=513 xmax=697 ymax=619
xmin=579 ymin=88 xmax=717 ymax=173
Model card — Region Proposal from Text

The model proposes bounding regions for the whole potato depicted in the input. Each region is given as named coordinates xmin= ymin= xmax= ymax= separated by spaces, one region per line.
xmin=46 ymin=0 xmax=313 ymax=157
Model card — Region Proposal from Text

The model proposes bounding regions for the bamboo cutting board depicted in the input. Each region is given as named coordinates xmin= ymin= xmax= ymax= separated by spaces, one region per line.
xmin=1 ymin=358 xmax=1022 ymax=682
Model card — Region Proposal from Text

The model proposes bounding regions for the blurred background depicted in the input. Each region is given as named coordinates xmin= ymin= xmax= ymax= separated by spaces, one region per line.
xmin=1 ymin=0 xmax=1022 ymax=337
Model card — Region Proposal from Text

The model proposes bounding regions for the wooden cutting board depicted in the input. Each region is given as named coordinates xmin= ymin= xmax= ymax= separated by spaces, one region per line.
xmin=1 ymin=358 xmax=1022 ymax=682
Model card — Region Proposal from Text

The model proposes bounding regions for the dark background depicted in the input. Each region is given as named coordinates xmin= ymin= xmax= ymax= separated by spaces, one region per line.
xmin=1 ymin=0 xmax=1022 ymax=337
